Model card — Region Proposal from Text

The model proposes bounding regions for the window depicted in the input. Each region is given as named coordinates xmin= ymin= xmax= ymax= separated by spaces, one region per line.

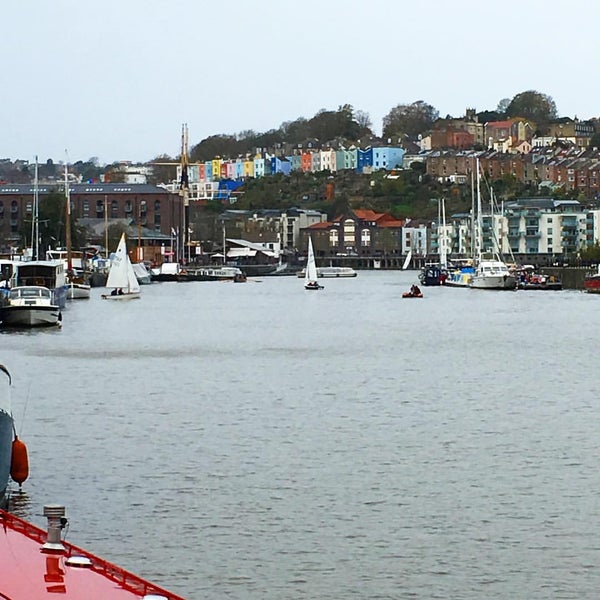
xmin=547 ymin=228 xmax=552 ymax=234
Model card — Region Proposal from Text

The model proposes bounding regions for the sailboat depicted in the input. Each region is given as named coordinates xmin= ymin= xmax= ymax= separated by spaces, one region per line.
xmin=304 ymin=236 xmax=323 ymax=290
xmin=470 ymin=159 xmax=517 ymax=291
xmin=64 ymin=161 xmax=91 ymax=299
xmin=101 ymin=233 xmax=141 ymax=300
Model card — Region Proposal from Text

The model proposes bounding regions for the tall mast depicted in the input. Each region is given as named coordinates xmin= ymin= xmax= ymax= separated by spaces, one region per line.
xmin=475 ymin=158 xmax=482 ymax=262
xmin=440 ymin=197 xmax=447 ymax=268
xmin=179 ymin=123 xmax=190 ymax=265
xmin=34 ymin=157 xmax=39 ymax=261
xmin=64 ymin=158 xmax=72 ymax=273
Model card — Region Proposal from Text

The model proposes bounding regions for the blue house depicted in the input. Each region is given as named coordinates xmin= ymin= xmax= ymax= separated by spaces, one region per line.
xmin=356 ymin=147 xmax=373 ymax=173
xmin=372 ymin=147 xmax=405 ymax=171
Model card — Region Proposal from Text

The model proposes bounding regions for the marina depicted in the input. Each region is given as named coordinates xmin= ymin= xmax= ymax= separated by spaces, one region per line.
xmin=2 ymin=271 xmax=600 ymax=598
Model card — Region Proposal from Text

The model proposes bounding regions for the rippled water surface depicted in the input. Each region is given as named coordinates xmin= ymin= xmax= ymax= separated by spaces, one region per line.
xmin=4 ymin=271 xmax=600 ymax=599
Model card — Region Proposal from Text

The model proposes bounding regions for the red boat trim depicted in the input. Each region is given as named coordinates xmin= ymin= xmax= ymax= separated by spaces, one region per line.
xmin=0 ymin=509 xmax=187 ymax=599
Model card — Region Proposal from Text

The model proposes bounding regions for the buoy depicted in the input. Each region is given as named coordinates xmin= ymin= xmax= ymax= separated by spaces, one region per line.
xmin=10 ymin=436 xmax=29 ymax=487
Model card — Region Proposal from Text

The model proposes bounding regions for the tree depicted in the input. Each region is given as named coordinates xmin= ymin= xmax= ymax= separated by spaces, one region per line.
xmin=505 ymin=90 xmax=558 ymax=123
xmin=496 ymin=98 xmax=511 ymax=114
xmin=589 ymin=132 xmax=600 ymax=149
xmin=147 ymin=154 xmax=176 ymax=186
xmin=382 ymin=101 xmax=439 ymax=140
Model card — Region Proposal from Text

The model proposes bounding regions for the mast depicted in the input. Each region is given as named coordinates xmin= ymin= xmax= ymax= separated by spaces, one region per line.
xmin=440 ymin=197 xmax=447 ymax=268
xmin=64 ymin=160 xmax=72 ymax=273
xmin=470 ymin=164 xmax=476 ymax=260
xmin=179 ymin=123 xmax=190 ymax=265
xmin=33 ymin=157 xmax=39 ymax=261
xmin=104 ymin=194 xmax=108 ymax=259
xmin=137 ymin=197 xmax=142 ymax=263
xmin=475 ymin=158 xmax=482 ymax=262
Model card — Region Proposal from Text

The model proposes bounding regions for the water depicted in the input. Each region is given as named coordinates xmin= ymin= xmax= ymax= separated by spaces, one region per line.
xmin=3 ymin=271 xmax=600 ymax=599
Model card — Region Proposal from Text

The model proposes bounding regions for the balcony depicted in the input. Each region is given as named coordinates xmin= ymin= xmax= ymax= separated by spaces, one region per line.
xmin=525 ymin=229 xmax=541 ymax=238
xmin=562 ymin=216 xmax=578 ymax=226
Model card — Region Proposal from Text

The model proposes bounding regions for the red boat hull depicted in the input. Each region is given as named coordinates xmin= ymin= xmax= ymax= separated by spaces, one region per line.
xmin=584 ymin=275 xmax=600 ymax=293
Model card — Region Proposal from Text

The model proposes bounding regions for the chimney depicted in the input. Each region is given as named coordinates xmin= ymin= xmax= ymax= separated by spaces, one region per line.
xmin=42 ymin=504 xmax=66 ymax=553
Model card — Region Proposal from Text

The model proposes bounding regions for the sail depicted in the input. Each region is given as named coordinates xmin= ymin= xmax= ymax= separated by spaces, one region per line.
xmin=106 ymin=234 xmax=140 ymax=293
xmin=402 ymin=250 xmax=412 ymax=270
xmin=126 ymin=255 xmax=141 ymax=293
xmin=305 ymin=237 xmax=318 ymax=283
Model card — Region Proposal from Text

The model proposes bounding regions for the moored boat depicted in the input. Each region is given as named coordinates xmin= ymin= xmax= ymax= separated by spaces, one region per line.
xmin=0 ymin=286 xmax=62 ymax=327
xmin=517 ymin=268 xmax=562 ymax=290
xmin=0 ymin=365 xmax=13 ymax=507
xmin=297 ymin=266 xmax=357 ymax=278
xmin=419 ymin=264 xmax=445 ymax=286
xmin=150 ymin=262 xmax=181 ymax=282
xmin=10 ymin=261 xmax=68 ymax=308
xmin=179 ymin=266 xmax=243 ymax=281
xmin=584 ymin=265 xmax=600 ymax=293
xmin=470 ymin=253 xmax=518 ymax=290
xmin=132 ymin=262 xmax=152 ymax=284
xmin=0 ymin=364 xmax=29 ymax=507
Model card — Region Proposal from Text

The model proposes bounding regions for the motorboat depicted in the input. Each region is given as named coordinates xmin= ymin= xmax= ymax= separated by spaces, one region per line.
xmin=297 ymin=266 xmax=357 ymax=278
xmin=10 ymin=260 xmax=68 ymax=308
xmin=0 ymin=286 xmax=62 ymax=327
xmin=584 ymin=265 xmax=600 ymax=293
xmin=178 ymin=266 xmax=243 ymax=281
xmin=470 ymin=253 xmax=518 ymax=290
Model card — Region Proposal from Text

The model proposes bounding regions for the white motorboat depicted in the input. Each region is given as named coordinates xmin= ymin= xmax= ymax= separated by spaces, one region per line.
xmin=0 ymin=286 xmax=62 ymax=327
xmin=470 ymin=253 xmax=517 ymax=290
xmin=297 ymin=266 xmax=357 ymax=278
xmin=10 ymin=261 xmax=68 ymax=308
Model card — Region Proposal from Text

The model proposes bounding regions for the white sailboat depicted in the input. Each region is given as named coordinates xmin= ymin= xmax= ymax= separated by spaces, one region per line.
xmin=101 ymin=233 xmax=141 ymax=300
xmin=470 ymin=159 xmax=517 ymax=291
xmin=304 ymin=236 xmax=323 ymax=290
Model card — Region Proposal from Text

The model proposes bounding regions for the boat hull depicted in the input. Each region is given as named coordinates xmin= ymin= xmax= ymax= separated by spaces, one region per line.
xmin=519 ymin=282 xmax=562 ymax=291
xmin=470 ymin=275 xmax=517 ymax=290
xmin=0 ymin=409 xmax=12 ymax=504
xmin=101 ymin=292 xmax=140 ymax=300
xmin=584 ymin=276 xmax=600 ymax=293
xmin=0 ymin=305 xmax=61 ymax=327
xmin=66 ymin=283 xmax=91 ymax=299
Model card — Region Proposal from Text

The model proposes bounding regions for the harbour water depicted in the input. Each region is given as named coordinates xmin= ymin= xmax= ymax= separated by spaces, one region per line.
xmin=4 ymin=270 xmax=600 ymax=599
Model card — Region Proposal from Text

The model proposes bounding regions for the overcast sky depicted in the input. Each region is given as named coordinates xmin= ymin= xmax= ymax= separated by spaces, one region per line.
xmin=1 ymin=0 xmax=596 ymax=165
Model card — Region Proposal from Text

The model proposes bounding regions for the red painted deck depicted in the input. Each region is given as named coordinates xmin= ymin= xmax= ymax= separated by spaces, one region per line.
xmin=0 ymin=509 xmax=186 ymax=599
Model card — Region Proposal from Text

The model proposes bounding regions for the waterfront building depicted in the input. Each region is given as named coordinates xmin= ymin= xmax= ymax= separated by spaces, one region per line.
xmin=0 ymin=183 xmax=182 ymax=252
xmin=301 ymin=208 xmax=405 ymax=259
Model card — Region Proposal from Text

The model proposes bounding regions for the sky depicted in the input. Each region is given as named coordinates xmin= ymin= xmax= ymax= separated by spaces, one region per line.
xmin=1 ymin=0 xmax=597 ymax=166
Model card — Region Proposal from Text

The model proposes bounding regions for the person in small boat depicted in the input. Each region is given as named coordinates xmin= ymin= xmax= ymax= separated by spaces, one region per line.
xmin=117 ymin=288 xmax=124 ymax=295
xmin=410 ymin=284 xmax=421 ymax=296
xmin=110 ymin=288 xmax=118 ymax=296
